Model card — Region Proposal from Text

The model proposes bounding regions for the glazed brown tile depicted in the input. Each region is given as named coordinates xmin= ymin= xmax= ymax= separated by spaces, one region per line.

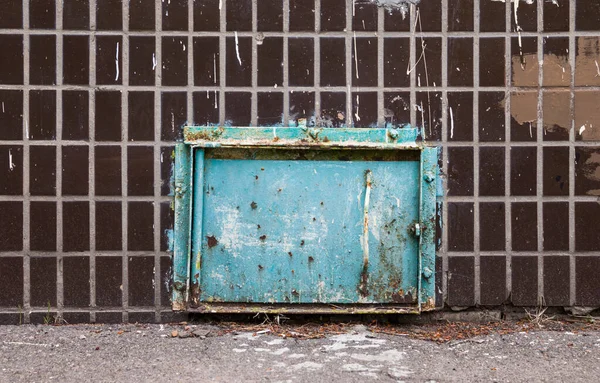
xmin=543 ymin=256 xmax=570 ymax=306
xmin=30 ymin=0 xmax=55 ymax=29
xmin=543 ymin=147 xmax=569 ymax=196
xmin=415 ymin=38 xmax=442 ymax=88
xmin=511 ymin=203 xmax=537 ymax=252
xmin=447 ymin=147 xmax=473 ymax=196
xmin=416 ymin=0 xmax=442 ymax=32
xmin=511 ymin=147 xmax=537 ymax=196
xmin=161 ymin=37 xmax=188 ymax=86
xmin=0 ymin=146 xmax=22 ymax=196
xmin=543 ymin=37 xmax=570 ymax=87
xmin=30 ymin=257 xmax=56 ymax=307
xmin=511 ymin=36 xmax=538 ymax=87
xmin=63 ymin=36 xmax=89 ymax=85
xmin=160 ymin=256 xmax=171 ymax=305
xmin=129 ymin=257 xmax=155 ymax=306
xmin=351 ymin=92 xmax=377 ymax=128
xmin=447 ymin=256 xmax=474 ymax=307
xmin=542 ymin=90 xmax=570 ymax=141
xmin=95 ymin=312 xmax=122 ymax=323
xmin=30 ymin=201 xmax=57 ymax=251
xmin=479 ymin=38 xmax=505 ymax=87
xmin=289 ymin=92 xmax=315 ymax=126
xmin=448 ymin=0 xmax=474 ymax=31
xmin=193 ymin=37 xmax=220 ymax=86
xmin=511 ymin=256 xmax=538 ymax=306
xmin=95 ymin=202 xmax=122 ymax=251
xmin=320 ymin=92 xmax=346 ymax=128
xmin=95 ymin=91 xmax=122 ymax=141
xmin=575 ymin=257 xmax=600 ymax=306
xmin=320 ymin=38 xmax=346 ymax=87
xmin=96 ymin=257 xmax=122 ymax=306
xmin=226 ymin=0 xmax=252 ymax=31
xmin=63 ymin=0 xmax=89 ymax=30
xmin=128 ymin=92 xmax=155 ymax=141
xmin=479 ymin=147 xmax=505 ymax=196
xmin=383 ymin=92 xmax=410 ymax=126
xmin=480 ymin=203 xmax=505 ymax=252
xmin=161 ymin=92 xmax=186 ymax=141
xmin=62 ymin=312 xmax=90 ymax=323
xmin=129 ymin=312 xmax=155 ymax=323
xmin=352 ymin=2 xmax=377 ymax=31
xmin=96 ymin=36 xmax=122 ymax=85
xmin=130 ymin=0 xmax=155 ymax=31
xmin=30 ymin=35 xmax=56 ymax=85
xmin=258 ymin=38 xmax=283 ymax=87
xmin=574 ymin=90 xmax=600 ymax=141
xmin=194 ymin=0 xmax=220 ymax=31
xmin=448 ymin=203 xmax=474 ymax=252
xmin=352 ymin=37 xmax=378 ymax=87
xmin=480 ymin=0 xmax=505 ymax=32
xmin=95 ymin=146 xmax=121 ymax=196
xmin=320 ymin=0 xmax=345 ymax=31
xmin=0 ymin=35 xmax=23 ymax=85
xmin=416 ymin=92 xmax=442 ymax=141
xmin=62 ymin=146 xmax=89 ymax=196
xmin=450 ymin=37 xmax=473 ymax=86
xmin=480 ymin=256 xmax=506 ymax=305
xmin=384 ymin=8 xmax=410 ymax=32
xmin=192 ymin=91 xmax=219 ymax=126
xmin=510 ymin=91 xmax=537 ymax=142
xmin=289 ymin=38 xmax=314 ymax=87
xmin=30 ymin=145 xmax=56 ymax=196
xmin=96 ymin=0 xmax=122 ymax=30
xmin=258 ymin=0 xmax=283 ymax=31
xmin=29 ymin=90 xmax=56 ymax=140
xmin=0 ymin=0 xmax=22 ymax=28
xmin=225 ymin=36 xmax=252 ymax=86
xmin=0 ymin=257 xmax=23 ymax=307
xmin=129 ymin=36 xmax=156 ymax=86
xmin=63 ymin=257 xmax=90 ymax=307
xmin=160 ymin=146 xmax=174 ymax=196
xmin=383 ymin=38 xmax=410 ymax=88
xmin=160 ymin=202 xmax=174 ymax=251
xmin=575 ymin=202 xmax=600 ymax=251
xmin=62 ymin=91 xmax=89 ymax=141
xmin=290 ymin=0 xmax=315 ymax=31
xmin=575 ymin=37 xmax=600 ymax=87
xmin=63 ymin=202 xmax=90 ymax=252
xmin=162 ymin=0 xmax=188 ymax=31
xmin=479 ymin=92 xmax=505 ymax=142
xmin=575 ymin=1 xmax=600 ymax=31
xmin=225 ymin=92 xmax=251 ymax=126
xmin=257 ymin=92 xmax=283 ymax=126
xmin=447 ymin=92 xmax=473 ymax=141
xmin=575 ymin=147 xmax=600 ymax=196
xmin=128 ymin=202 xmax=154 ymax=251
xmin=128 ymin=146 xmax=154 ymax=196
xmin=543 ymin=202 xmax=569 ymax=251
xmin=0 ymin=90 xmax=23 ymax=140
xmin=544 ymin=0 xmax=569 ymax=32
xmin=0 ymin=202 xmax=22 ymax=251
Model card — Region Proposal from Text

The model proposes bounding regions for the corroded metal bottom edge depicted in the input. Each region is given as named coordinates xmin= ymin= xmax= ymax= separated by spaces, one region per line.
xmin=186 ymin=303 xmax=423 ymax=315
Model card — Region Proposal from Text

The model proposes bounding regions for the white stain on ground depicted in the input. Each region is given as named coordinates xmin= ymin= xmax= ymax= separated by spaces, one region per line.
xmin=351 ymin=349 xmax=405 ymax=362
xmin=323 ymin=332 xmax=386 ymax=352
xmin=290 ymin=361 xmax=323 ymax=371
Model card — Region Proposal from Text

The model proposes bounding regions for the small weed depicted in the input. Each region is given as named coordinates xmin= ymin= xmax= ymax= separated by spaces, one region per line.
xmin=525 ymin=306 xmax=555 ymax=328
xmin=43 ymin=301 xmax=53 ymax=325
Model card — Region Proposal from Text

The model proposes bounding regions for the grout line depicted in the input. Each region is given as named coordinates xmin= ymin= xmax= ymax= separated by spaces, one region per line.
xmin=283 ymin=0 xmax=290 ymax=126
xmin=22 ymin=0 xmax=31 ymax=324
xmin=314 ymin=0 xmax=321 ymax=125
xmin=472 ymin=0 xmax=480 ymax=306
xmin=377 ymin=6 xmax=384 ymax=128
xmin=120 ymin=0 xmax=130 ymax=324
xmin=89 ymin=0 xmax=97 ymax=323
xmin=219 ymin=0 xmax=226 ymax=125
xmin=440 ymin=0 xmax=449 ymax=306
xmin=251 ymin=0 xmax=258 ymax=126
xmin=345 ymin=0 xmax=352 ymax=127
xmin=504 ymin=0 xmax=512 ymax=299
xmin=409 ymin=4 xmax=416 ymax=128
xmin=536 ymin=0 xmax=544 ymax=305
xmin=55 ymin=0 xmax=64 ymax=317
xmin=568 ymin=0 xmax=576 ymax=307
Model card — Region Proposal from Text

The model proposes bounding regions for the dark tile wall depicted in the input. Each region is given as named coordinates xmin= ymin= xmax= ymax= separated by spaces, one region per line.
xmin=0 ymin=0 xmax=599 ymax=323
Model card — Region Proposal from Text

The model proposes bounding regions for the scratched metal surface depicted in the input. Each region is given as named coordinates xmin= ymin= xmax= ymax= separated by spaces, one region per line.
xmin=192 ymin=149 xmax=420 ymax=304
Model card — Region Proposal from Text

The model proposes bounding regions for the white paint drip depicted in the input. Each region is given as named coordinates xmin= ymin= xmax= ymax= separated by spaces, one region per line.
xmin=595 ymin=60 xmax=600 ymax=77
xmin=234 ymin=32 xmax=242 ymax=66
xmin=2 ymin=101 xmax=4 ymax=113
xmin=354 ymin=94 xmax=361 ymax=122
xmin=213 ymin=53 xmax=217 ymax=84
xmin=152 ymin=53 xmax=157 ymax=70
xmin=449 ymin=106 xmax=454 ymax=139
xmin=529 ymin=121 xmax=533 ymax=138
xmin=219 ymin=0 xmax=222 ymax=10
xmin=353 ymin=32 xmax=359 ymax=79
xmin=214 ymin=90 xmax=218 ymax=109
xmin=8 ymin=149 xmax=16 ymax=171
xmin=115 ymin=42 xmax=120 ymax=81
xmin=579 ymin=125 xmax=586 ymax=135
xmin=25 ymin=121 xmax=28 ymax=138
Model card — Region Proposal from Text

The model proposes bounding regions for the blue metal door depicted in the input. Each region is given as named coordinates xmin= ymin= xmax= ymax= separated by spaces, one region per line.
xmin=173 ymin=126 xmax=438 ymax=314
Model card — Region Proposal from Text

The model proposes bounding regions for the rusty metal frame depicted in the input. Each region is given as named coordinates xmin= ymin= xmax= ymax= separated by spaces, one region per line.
xmin=173 ymin=126 xmax=438 ymax=314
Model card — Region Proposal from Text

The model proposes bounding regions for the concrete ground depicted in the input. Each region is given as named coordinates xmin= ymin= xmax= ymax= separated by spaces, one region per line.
xmin=0 ymin=320 xmax=599 ymax=382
